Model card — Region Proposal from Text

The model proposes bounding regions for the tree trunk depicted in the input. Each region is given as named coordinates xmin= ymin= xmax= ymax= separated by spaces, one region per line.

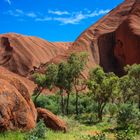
xmin=98 ymin=108 xmax=103 ymax=122
xmin=138 ymin=94 xmax=140 ymax=110
xmin=97 ymin=103 xmax=105 ymax=122
xmin=60 ymin=89 xmax=64 ymax=115
xmin=76 ymin=92 xmax=79 ymax=115
xmin=66 ymin=91 xmax=70 ymax=115
xmin=34 ymin=87 xmax=44 ymax=106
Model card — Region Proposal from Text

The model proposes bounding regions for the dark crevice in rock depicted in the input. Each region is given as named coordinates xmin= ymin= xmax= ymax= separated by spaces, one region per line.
xmin=98 ymin=32 xmax=124 ymax=76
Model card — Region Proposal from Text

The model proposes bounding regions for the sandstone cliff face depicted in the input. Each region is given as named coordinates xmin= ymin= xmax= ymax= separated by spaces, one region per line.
xmin=0 ymin=33 xmax=69 ymax=76
xmin=71 ymin=0 xmax=138 ymax=75
xmin=47 ymin=0 xmax=139 ymax=76
xmin=114 ymin=0 xmax=140 ymax=72
xmin=0 ymin=67 xmax=37 ymax=131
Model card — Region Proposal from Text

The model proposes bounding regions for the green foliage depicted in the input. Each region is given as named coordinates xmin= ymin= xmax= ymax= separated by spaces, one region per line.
xmin=88 ymin=66 xmax=119 ymax=121
xmin=115 ymin=128 xmax=136 ymax=140
xmin=0 ymin=131 xmax=25 ymax=140
xmin=34 ymin=95 xmax=60 ymax=114
xmin=33 ymin=52 xmax=88 ymax=115
xmin=108 ymin=103 xmax=118 ymax=118
xmin=118 ymin=75 xmax=136 ymax=103
xmin=45 ymin=63 xmax=58 ymax=89
xmin=32 ymin=73 xmax=46 ymax=87
xmin=77 ymin=113 xmax=98 ymax=125
xmin=34 ymin=93 xmax=96 ymax=116
xmin=116 ymin=104 xmax=140 ymax=130
xmin=80 ymin=133 xmax=106 ymax=140
xmin=24 ymin=120 xmax=46 ymax=140
xmin=124 ymin=64 xmax=140 ymax=108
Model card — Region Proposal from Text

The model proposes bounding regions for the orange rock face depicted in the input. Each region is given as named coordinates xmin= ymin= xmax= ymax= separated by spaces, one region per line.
xmin=114 ymin=0 xmax=140 ymax=70
xmin=0 ymin=33 xmax=69 ymax=76
xmin=37 ymin=108 xmax=67 ymax=132
xmin=50 ymin=0 xmax=140 ymax=76
xmin=71 ymin=0 xmax=139 ymax=75
xmin=0 ymin=67 xmax=37 ymax=131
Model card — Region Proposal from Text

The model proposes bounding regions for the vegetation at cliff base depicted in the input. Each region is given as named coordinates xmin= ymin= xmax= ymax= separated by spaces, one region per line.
xmin=1 ymin=53 xmax=140 ymax=140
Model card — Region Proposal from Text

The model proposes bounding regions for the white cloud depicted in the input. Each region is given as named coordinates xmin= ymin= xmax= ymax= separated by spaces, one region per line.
xmin=5 ymin=0 xmax=11 ymax=5
xmin=5 ymin=8 xmax=110 ymax=25
xmin=88 ymin=9 xmax=110 ymax=17
xmin=35 ymin=17 xmax=52 ymax=21
xmin=48 ymin=10 xmax=69 ymax=15
xmin=26 ymin=12 xmax=37 ymax=18
xmin=54 ymin=13 xmax=86 ymax=25
xmin=15 ymin=9 xmax=24 ymax=14
xmin=53 ymin=9 xmax=110 ymax=25
xmin=6 ymin=9 xmax=37 ymax=19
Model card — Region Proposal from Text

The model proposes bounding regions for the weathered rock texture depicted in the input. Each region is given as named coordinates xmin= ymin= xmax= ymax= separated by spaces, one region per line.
xmin=72 ymin=0 xmax=140 ymax=75
xmin=0 ymin=67 xmax=37 ymax=131
xmin=49 ymin=0 xmax=140 ymax=76
xmin=0 ymin=33 xmax=69 ymax=76
xmin=37 ymin=108 xmax=67 ymax=132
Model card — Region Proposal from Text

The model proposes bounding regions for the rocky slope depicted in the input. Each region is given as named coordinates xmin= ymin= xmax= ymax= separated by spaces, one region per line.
xmin=49 ymin=0 xmax=140 ymax=76
xmin=0 ymin=67 xmax=37 ymax=131
xmin=0 ymin=33 xmax=69 ymax=76
xmin=71 ymin=0 xmax=140 ymax=75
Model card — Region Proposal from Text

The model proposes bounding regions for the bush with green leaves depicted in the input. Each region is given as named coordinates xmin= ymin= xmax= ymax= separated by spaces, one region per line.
xmin=33 ymin=94 xmax=60 ymax=115
xmin=116 ymin=104 xmax=140 ymax=130
xmin=88 ymin=66 xmax=119 ymax=121
xmin=77 ymin=113 xmax=98 ymax=125
xmin=115 ymin=128 xmax=136 ymax=140
xmin=24 ymin=119 xmax=46 ymax=140
xmin=80 ymin=133 xmax=106 ymax=140
xmin=107 ymin=103 xmax=118 ymax=118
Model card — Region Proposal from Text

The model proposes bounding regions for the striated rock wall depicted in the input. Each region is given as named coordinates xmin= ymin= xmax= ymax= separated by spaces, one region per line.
xmin=0 ymin=67 xmax=37 ymax=131
xmin=49 ymin=0 xmax=138 ymax=76
xmin=0 ymin=33 xmax=69 ymax=76
xmin=114 ymin=0 xmax=140 ymax=70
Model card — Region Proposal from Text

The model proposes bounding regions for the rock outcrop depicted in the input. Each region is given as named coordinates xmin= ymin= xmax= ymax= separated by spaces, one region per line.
xmin=37 ymin=108 xmax=67 ymax=132
xmin=0 ymin=33 xmax=69 ymax=76
xmin=49 ymin=0 xmax=140 ymax=76
xmin=0 ymin=67 xmax=37 ymax=131
xmin=72 ymin=0 xmax=140 ymax=75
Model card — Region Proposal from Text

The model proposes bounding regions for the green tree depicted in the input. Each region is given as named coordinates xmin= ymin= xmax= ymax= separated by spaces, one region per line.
xmin=88 ymin=66 xmax=118 ymax=121
xmin=125 ymin=64 xmax=140 ymax=109
xmin=57 ymin=52 xmax=88 ymax=115
xmin=68 ymin=52 xmax=88 ymax=115
xmin=118 ymin=75 xmax=136 ymax=103
xmin=33 ymin=63 xmax=58 ymax=104
xmin=33 ymin=52 xmax=88 ymax=115
xmin=67 ymin=53 xmax=88 ymax=115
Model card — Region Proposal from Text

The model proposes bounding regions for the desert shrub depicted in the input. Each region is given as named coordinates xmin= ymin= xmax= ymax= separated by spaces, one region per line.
xmin=115 ymin=128 xmax=136 ymax=140
xmin=80 ymin=133 xmax=106 ymax=140
xmin=77 ymin=113 xmax=98 ymax=124
xmin=107 ymin=103 xmax=118 ymax=118
xmin=116 ymin=104 xmax=140 ymax=130
xmin=33 ymin=95 xmax=60 ymax=114
xmin=24 ymin=119 xmax=46 ymax=140
xmin=78 ymin=93 xmax=98 ymax=114
xmin=33 ymin=93 xmax=98 ymax=116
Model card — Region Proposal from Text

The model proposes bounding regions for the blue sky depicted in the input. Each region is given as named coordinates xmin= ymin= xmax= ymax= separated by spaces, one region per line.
xmin=0 ymin=0 xmax=124 ymax=42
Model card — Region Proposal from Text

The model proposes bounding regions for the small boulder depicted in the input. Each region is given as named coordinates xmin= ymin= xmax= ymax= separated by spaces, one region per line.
xmin=37 ymin=108 xmax=67 ymax=132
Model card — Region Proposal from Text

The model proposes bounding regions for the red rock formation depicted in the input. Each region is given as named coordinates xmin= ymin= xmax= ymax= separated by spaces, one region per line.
xmin=37 ymin=108 xmax=67 ymax=132
xmin=50 ymin=0 xmax=140 ymax=76
xmin=71 ymin=0 xmax=138 ymax=75
xmin=114 ymin=0 xmax=140 ymax=69
xmin=0 ymin=67 xmax=37 ymax=131
xmin=0 ymin=33 xmax=69 ymax=76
